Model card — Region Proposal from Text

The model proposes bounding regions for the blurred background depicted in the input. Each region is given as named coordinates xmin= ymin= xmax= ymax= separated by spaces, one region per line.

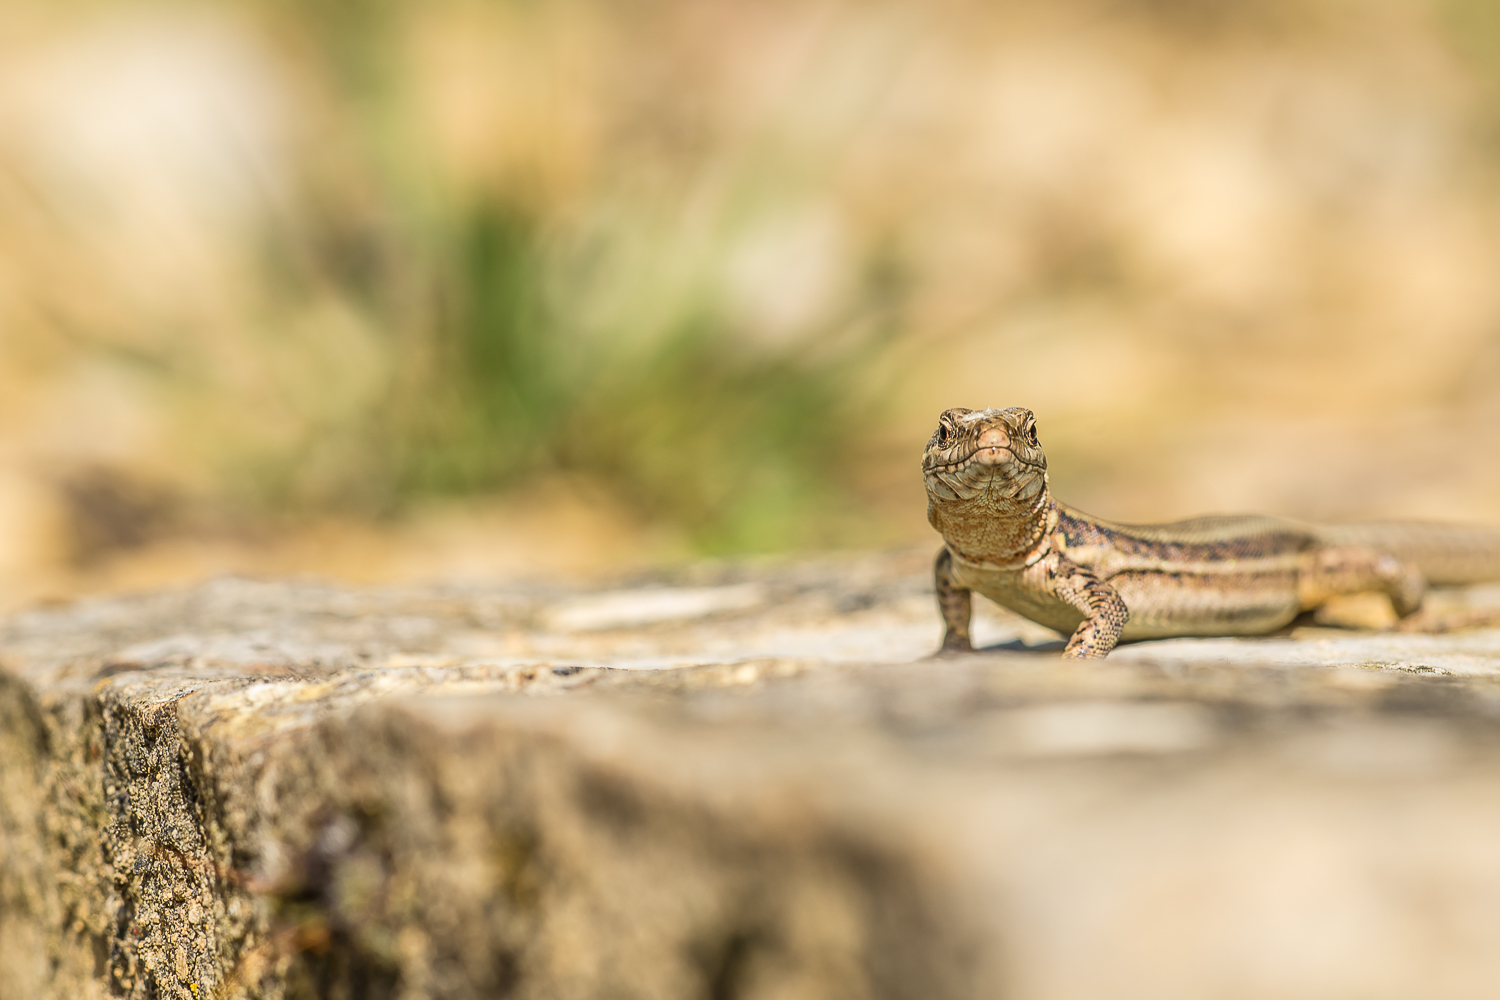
xmin=3 ymin=0 xmax=1500 ymax=609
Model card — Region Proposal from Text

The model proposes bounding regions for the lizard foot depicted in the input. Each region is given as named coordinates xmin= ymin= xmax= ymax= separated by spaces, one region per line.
xmin=929 ymin=635 xmax=974 ymax=658
xmin=1060 ymin=641 xmax=1111 ymax=661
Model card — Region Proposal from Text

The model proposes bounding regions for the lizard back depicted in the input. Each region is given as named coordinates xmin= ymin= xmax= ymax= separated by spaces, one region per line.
xmin=1050 ymin=505 xmax=1315 ymax=638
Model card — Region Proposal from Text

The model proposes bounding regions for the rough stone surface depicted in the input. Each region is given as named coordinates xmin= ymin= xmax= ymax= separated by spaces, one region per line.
xmin=4 ymin=552 xmax=1500 ymax=999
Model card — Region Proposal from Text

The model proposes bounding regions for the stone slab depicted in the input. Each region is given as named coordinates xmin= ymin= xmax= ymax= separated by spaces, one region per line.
xmin=4 ymin=555 xmax=1500 ymax=999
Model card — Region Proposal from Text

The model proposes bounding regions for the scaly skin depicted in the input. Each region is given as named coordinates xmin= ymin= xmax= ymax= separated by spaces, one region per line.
xmin=923 ymin=407 xmax=1500 ymax=659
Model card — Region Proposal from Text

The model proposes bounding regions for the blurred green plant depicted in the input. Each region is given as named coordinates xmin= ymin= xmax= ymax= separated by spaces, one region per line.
xmin=381 ymin=198 xmax=900 ymax=552
xmin=229 ymin=1 xmax=908 ymax=553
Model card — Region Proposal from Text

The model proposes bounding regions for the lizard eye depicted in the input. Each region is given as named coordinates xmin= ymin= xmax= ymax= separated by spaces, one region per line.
xmin=1026 ymin=424 xmax=1039 ymax=447
xmin=937 ymin=424 xmax=952 ymax=447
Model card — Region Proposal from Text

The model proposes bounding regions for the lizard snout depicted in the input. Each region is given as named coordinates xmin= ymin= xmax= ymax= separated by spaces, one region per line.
xmin=973 ymin=426 xmax=1013 ymax=465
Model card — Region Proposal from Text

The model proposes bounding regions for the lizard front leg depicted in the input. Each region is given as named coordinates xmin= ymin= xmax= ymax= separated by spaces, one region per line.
xmin=934 ymin=547 xmax=973 ymax=653
xmin=1052 ymin=557 xmax=1130 ymax=659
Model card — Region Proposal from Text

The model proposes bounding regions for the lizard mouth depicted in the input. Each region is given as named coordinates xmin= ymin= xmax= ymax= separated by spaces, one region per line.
xmin=925 ymin=447 xmax=1037 ymax=475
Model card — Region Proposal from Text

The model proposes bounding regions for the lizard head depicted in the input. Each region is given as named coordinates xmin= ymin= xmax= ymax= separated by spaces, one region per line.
xmin=921 ymin=406 xmax=1049 ymax=505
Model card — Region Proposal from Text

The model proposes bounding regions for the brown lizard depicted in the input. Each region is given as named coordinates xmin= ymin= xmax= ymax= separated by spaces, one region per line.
xmin=924 ymin=406 xmax=1500 ymax=659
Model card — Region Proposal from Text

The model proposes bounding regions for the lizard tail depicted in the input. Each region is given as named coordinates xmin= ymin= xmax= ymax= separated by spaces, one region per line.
xmin=1316 ymin=522 xmax=1500 ymax=585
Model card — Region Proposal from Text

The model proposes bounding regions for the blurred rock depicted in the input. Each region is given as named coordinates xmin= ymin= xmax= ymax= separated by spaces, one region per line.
xmin=5 ymin=553 xmax=1500 ymax=999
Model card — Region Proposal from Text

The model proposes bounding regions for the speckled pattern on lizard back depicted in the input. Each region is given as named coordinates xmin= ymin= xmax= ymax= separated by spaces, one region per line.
xmin=923 ymin=407 xmax=1500 ymax=659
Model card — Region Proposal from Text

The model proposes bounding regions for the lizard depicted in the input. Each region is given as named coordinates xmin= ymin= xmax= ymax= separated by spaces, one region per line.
xmin=923 ymin=406 xmax=1500 ymax=659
